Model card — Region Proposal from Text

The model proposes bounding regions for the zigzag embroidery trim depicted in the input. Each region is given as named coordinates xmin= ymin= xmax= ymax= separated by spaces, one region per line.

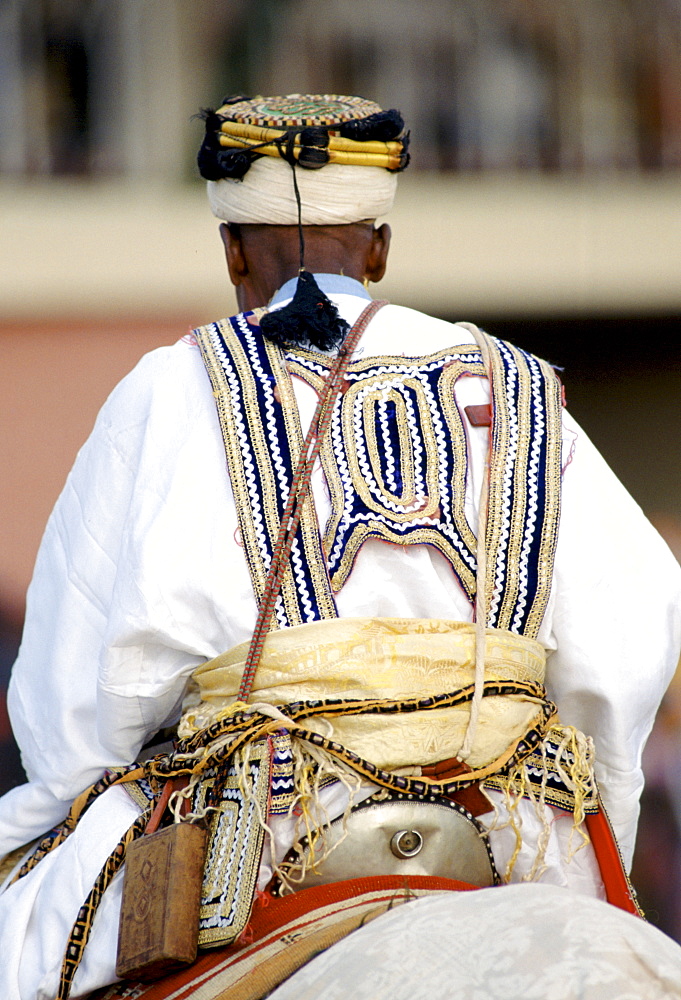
xmin=194 ymin=316 xmax=338 ymax=629
xmin=483 ymin=735 xmax=598 ymax=815
xmin=289 ymin=335 xmax=561 ymax=638
xmin=195 ymin=318 xmax=561 ymax=640
xmin=287 ymin=348 xmax=484 ymax=599
xmin=483 ymin=337 xmax=562 ymax=638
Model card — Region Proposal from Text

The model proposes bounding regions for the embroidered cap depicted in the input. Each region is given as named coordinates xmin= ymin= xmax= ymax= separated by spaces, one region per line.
xmin=198 ymin=93 xmax=410 ymax=225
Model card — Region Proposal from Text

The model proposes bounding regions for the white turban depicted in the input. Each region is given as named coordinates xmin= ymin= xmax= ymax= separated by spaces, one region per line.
xmin=207 ymin=155 xmax=398 ymax=226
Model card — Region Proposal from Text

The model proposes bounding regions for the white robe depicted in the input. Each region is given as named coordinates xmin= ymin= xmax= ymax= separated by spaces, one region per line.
xmin=267 ymin=884 xmax=681 ymax=1000
xmin=1 ymin=287 xmax=680 ymax=998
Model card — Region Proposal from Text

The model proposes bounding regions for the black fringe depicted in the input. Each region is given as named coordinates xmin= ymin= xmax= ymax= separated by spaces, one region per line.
xmin=259 ymin=271 xmax=350 ymax=352
xmin=195 ymin=107 xmax=221 ymax=128
xmin=296 ymin=127 xmax=330 ymax=170
xmin=196 ymin=103 xmax=410 ymax=181
xmin=199 ymin=146 xmax=260 ymax=181
xmin=338 ymin=109 xmax=405 ymax=142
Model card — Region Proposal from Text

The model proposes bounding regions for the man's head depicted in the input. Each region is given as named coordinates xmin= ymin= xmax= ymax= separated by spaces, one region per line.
xmin=197 ymin=94 xmax=408 ymax=346
xmin=219 ymin=221 xmax=391 ymax=313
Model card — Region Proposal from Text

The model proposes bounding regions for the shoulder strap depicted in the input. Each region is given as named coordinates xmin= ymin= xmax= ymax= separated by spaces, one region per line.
xmin=458 ymin=322 xmax=563 ymax=755
xmin=195 ymin=301 xmax=387 ymax=700
xmin=239 ymin=300 xmax=387 ymax=700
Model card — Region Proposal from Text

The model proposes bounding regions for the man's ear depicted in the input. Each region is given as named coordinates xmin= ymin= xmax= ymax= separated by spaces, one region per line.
xmin=220 ymin=222 xmax=248 ymax=286
xmin=365 ymin=223 xmax=391 ymax=284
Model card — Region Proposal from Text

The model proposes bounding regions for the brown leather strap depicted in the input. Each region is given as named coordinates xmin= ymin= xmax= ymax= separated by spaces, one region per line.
xmin=421 ymin=756 xmax=490 ymax=817
xmin=464 ymin=403 xmax=492 ymax=427
xmin=585 ymin=798 xmax=643 ymax=917
xmin=145 ymin=777 xmax=189 ymax=834
xmin=238 ymin=299 xmax=388 ymax=702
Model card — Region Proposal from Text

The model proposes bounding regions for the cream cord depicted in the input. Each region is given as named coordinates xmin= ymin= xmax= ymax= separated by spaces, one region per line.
xmin=460 ymin=324 xmax=492 ymax=759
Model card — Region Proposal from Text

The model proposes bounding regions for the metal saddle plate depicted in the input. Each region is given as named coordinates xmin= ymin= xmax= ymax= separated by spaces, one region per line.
xmin=290 ymin=794 xmax=498 ymax=889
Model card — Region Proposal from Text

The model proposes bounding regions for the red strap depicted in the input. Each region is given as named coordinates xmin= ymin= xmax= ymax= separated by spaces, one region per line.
xmin=93 ymin=876 xmax=471 ymax=999
xmin=585 ymin=801 xmax=642 ymax=916
xmin=238 ymin=300 xmax=388 ymax=702
xmin=145 ymin=777 xmax=189 ymax=835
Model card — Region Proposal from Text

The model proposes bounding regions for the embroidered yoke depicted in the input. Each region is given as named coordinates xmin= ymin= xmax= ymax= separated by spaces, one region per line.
xmin=195 ymin=311 xmax=563 ymax=637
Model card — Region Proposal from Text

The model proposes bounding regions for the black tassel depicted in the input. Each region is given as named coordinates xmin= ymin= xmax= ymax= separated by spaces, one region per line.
xmin=214 ymin=148 xmax=259 ymax=179
xmin=297 ymin=127 xmax=330 ymax=170
xmin=195 ymin=107 xmax=222 ymax=129
xmin=197 ymin=137 xmax=261 ymax=181
xmin=338 ymin=109 xmax=405 ymax=142
xmin=299 ymin=127 xmax=330 ymax=148
xmin=259 ymin=271 xmax=350 ymax=352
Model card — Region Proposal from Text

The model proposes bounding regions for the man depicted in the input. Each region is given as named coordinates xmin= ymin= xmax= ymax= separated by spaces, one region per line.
xmin=1 ymin=94 xmax=681 ymax=1000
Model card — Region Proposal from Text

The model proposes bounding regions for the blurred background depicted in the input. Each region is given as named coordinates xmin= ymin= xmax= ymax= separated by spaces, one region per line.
xmin=1 ymin=0 xmax=681 ymax=937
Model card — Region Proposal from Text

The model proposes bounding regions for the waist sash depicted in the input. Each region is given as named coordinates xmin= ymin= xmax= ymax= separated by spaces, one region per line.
xmin=181 ymin=618 xmax=547 ymax=772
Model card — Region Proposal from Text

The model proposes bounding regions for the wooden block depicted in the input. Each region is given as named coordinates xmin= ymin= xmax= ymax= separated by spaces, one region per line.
xmin=116 ymin=822 xmax=207 ymax=981
xmin=464 ymin=403 xmax=492 ymax=427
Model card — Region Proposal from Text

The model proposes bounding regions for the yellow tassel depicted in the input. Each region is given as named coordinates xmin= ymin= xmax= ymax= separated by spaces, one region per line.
xmin=485 ymin=723 xmax=595 ymax=881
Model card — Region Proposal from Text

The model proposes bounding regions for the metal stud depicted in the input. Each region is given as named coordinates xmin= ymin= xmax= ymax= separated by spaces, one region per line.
xmin=390 ymin=828 xmax=423 ymax=859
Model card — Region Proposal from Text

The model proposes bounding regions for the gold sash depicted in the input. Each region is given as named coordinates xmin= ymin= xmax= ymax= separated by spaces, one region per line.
xmin=181 ymin=617 xmax=547 ymax=771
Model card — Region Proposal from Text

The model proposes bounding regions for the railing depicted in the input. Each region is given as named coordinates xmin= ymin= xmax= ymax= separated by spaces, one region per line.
xmin=2 ymin=0 xmax=681 ymax=177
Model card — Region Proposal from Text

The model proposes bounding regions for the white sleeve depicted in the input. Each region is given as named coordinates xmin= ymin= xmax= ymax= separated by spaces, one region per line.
xmin=1 ymin=343 xmax=229 ymax=851
xmin=543 ymin=412 xmax=681 ymax=869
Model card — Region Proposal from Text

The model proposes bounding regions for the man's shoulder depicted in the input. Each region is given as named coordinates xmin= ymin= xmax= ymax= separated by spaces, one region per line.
xmin=382 ymin=302 xmax=478 ymax=337
xmin=93 ymin=335 xmax=210 ymax=446
xmin=111 ymin=333 xmax=203 ymax=393
xmin=360 ymin=301 xmax=481 ymax=357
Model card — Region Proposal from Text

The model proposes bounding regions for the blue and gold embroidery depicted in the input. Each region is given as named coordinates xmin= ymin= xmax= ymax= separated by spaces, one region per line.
xmin=483 ymin=338 xmax=563 ymax=639
xmin=195 ymin=314 xmax=338 ymax=629
xmin=194 ymin=315 xmax=562 ymax=642
xmin=287 ymin=349 xmax=484 ymax=599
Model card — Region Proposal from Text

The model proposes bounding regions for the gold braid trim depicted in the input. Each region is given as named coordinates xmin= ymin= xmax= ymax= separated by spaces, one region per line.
xmin=219 ymin=135 xmax=403 ymax=169
xmin=0 ymin=843 xmax=32 ymax=887
xmin=154 ymin=683 xmax=557 ymax=798
xmin=10 ymin=765 xmax=146 ymax=885
xmin=219 ymin=119 xmax=404 ymax=153
xmin=217 ymin=121 xmax=405 ymax=170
